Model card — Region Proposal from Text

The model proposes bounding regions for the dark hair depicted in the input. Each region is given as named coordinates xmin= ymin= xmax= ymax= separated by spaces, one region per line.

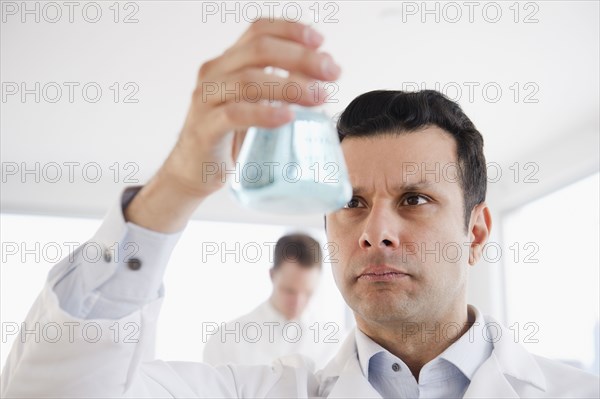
xmin=336 ymin=90 xmax=487 ymax=230
xmin=273 ymin=233 xmax=322 ymax=270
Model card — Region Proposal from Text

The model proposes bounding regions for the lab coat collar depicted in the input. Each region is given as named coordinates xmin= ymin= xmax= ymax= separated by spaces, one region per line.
xmin=319 ymin=313 xmax=547 ymax=398
xmin=319 ymin=331 xmax=382 ymax=398
xmin=462 ymin=314 xmax=547 ymax=397
xmin=475 ymin=315 xmax=547 ymax=391
xmin=464 ymin=352 xmax=521 ymax=398
xmin=354 ymin=305 xmax=492 ymax=382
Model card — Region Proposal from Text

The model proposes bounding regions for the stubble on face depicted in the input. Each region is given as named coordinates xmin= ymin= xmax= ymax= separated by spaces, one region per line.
xmin=328 ymin=129 xmax=471 ymax=329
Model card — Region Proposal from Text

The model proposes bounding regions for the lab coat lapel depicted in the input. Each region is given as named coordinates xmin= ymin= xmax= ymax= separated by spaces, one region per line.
xmin=464 ymin=353 xmax=519 ymax=398
xmin=319 ymin=329 xmax=381 ymax=398
xmin=326 ymin=352 xmax=382 ymax=398
xmin=465 ymin=315 xmax=547 ymax=398
xmin=322 ymin=315 xmax=547 ymax=398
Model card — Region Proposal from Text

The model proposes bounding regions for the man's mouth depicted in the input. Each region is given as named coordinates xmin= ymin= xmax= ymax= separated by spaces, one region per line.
xmin=357 ymin=265 xmax=410 ymax=281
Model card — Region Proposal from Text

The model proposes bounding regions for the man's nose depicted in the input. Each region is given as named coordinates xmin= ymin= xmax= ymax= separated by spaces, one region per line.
xmin=358 ymin=205 xmax=401 ymax=250
xmin=289 ymin=294 xmax=300 ymax=307
xmin=292 ymin=294 xmax=306 ymax=308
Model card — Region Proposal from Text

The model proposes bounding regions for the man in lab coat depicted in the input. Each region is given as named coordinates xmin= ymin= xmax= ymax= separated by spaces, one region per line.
xmin=2 ymin=19 xmax=598 ymax=398
xmin=203 ymin=233 xmax=342 ymax=369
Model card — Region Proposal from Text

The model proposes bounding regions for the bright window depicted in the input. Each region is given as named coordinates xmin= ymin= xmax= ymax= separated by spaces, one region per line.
xmin=502 ymin=172 xmax=599 ymax=375
xmin=0 ymin=213 xmax=101 ymax=372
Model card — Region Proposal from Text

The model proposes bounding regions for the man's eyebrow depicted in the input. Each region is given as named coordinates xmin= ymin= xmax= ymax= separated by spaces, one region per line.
xmin=399 ymin=180 xmax=437 ymax=192
xmin=352 ymin=180 xmax=436 ymax=195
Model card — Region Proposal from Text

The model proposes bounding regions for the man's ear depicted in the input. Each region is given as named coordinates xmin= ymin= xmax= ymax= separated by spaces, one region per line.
xmin=269 ymin=267 xmax=275 ymax=281
xmin=323 ymin=214 xmax=327 ymax=231
xmin=468 ymin=203 xmax=492 ymax=266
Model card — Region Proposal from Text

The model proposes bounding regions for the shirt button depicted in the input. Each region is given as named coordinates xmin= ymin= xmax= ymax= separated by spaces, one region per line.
xmin=103 ymin=247 xmax=112 ymax=263
xmin=127 ymin=258 xmax=142 ymax=271
xmin=392 ymin=363 xmax=400 ymax=372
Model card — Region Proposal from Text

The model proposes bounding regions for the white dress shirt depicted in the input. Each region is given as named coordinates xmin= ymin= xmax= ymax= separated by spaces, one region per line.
xmin=355 ymin=306 xmax=493 ymax=398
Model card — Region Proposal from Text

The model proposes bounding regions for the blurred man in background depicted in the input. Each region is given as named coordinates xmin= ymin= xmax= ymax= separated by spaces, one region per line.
xmin=203 ymin=233 xmax=341 ymax=368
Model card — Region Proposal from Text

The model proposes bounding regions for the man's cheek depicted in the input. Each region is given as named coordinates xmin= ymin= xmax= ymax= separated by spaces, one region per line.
xmin=331 ymin=265 xmax=348 ymax=290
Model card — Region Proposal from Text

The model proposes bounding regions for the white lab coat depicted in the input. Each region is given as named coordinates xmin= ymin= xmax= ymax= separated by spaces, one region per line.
xmin=203 ymin=300 xmax=342 ymax=369
xmin=2 ymin=270 xmax=598 ymax=398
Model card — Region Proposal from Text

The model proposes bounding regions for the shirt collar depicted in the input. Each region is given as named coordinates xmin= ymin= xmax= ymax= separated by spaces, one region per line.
xmin=355 ymin=305 xmax=493 ymax=381
xmin=355 ymin=327 xmax=386 ymax=378
xmin=438 ymin=304 xmax=493 ymax=380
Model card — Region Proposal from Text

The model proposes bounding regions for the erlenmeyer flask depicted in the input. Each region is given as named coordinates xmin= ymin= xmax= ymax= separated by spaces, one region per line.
xmin=230 ymin=105 xmax=352 ymax=214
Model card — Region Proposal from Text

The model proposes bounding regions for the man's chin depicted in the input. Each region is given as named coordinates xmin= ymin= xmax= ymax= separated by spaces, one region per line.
xmin=353 ymin=298 xmax=416 ymax=325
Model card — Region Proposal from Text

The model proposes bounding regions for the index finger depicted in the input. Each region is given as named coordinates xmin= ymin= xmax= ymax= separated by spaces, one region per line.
xmin=233 ymin=18 xmax=324 ymax=50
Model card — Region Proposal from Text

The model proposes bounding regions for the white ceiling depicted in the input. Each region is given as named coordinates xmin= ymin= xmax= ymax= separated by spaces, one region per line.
xmin=1 ymin=1 xmax=599 ymax=226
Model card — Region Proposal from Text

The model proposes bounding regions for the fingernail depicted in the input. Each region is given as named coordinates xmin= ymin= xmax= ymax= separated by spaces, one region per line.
xmin=304 ymin=26 xmax=324 ymax=46
xmin=321 ymin=55 xmax=341 ymax=79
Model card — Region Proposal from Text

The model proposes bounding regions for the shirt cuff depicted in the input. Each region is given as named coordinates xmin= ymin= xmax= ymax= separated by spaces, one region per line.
xmin=52 ymin=186 xmax=183 ymax=319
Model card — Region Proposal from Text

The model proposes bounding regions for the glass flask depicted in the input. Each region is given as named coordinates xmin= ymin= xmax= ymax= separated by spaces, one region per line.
xmin=230 ymin=105 xmax=352 ymax=214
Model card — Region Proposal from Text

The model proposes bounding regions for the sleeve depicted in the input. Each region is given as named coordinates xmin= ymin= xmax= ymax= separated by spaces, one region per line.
xmin=203 ymin=328 xmax=227 ymax=367
xmin=0 ymin=187 xmax=296 ymax=398
xmin=0 ymin=188 xmax=228 ymax=397
xmin=51 ymin=186 xmax=182 ymax=319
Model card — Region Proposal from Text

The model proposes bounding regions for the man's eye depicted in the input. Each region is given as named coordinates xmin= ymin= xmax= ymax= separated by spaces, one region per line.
xmin=402 ymin=195 xmax=429 ymax=206
xmin=344 ymin=198 xmax=362 ymax=209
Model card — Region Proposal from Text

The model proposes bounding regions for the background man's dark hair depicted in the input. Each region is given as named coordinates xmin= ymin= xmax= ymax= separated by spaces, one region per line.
xmin=336 ymin=89 xmax=487 ymax=230
xmin=273 ymin=233 xmax=322 ymax=269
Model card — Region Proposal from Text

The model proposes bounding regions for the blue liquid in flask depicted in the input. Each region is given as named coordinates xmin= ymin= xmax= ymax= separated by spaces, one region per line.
xmin=230 ymin=106 xmax=352 ymax=214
